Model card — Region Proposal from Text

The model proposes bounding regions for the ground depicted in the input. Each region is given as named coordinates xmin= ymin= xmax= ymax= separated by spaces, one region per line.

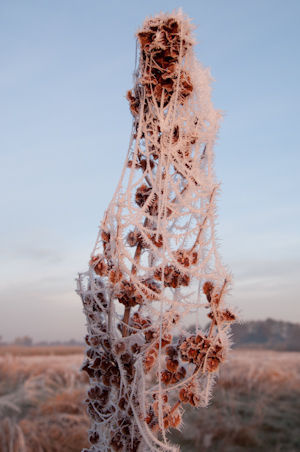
xmin=0 ymin=348 xmax=299 ymax=452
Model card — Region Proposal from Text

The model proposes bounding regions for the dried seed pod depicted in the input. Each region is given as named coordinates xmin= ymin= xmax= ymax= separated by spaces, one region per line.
xmin=161 ymin=370 xmax=172 ymax=385
xmin=221 ymin=309 xmax=236 ymax=322
xmin=127 ymin=230 xmax=142 ymax=247
xmin=101 ymin=231 xmax=111 ymax=243
xmin=208 ymin=309 xmax=236 ymax=324
xmin=169 ymin=411 xmax=181 ymax=428
xmin=89 ymin=335 xmax=101 ymax=347
xmin=135 ymin=184 xmax=152 ymax=207
xmin=90 ymin=357 xmax=101 ymax=370
xmin=161 ymin=333 xmax=172 ymax=347
xmin=109 ymin=268 xmax=123 ymax=284
xmin=137 ymin=31 xmax=153 ymax=50
xmin=144 ymin=348 xmax=158 ymax=372
xmin=110 ymin=432 xmax=124 ymax=452
xmin=131 ymin=343 xmax=141 ymax=354
xmin=89 ymin=431 xmax=99 ymax=445
xmin=206 ymin=356 xmax=220 ymax=373
xmin=145 ymin=410 xmax=154 ymax=425
xmin=141 ymin=278 xmax=161 ymax=299
xmin=175 ymin=250 xmax=198 ymax=267
xmin=121 ymin=424 xmax=131 ymax=436
xmin=169 ymin=367 xmax=186 ymax=385
xmin=189 ymin=392 xmax=201 ymax=407
xmin=180 ymin=71 xmax=193 ymax=97
xmin=154 ymin=265 xmax=190 ymax=288
xmin=203 ymin=281 xmax=214 ymax=302
xmin=90 ymin=256 xmax=109 ymax=277
xmin=152 ymin=393 xmax=168 ymax=403
xmin=145 ymin=329 xmax=157 ymax=343
xmin=121 ymin=352 xmax=132 ymax=364
xmin=147 ymin=232 xmax=163 ymax=248
xmin=166 ymin=345 xmax=178 ymax=359
xmin=102 ymin=374 xmax=111 ymax=387
xmin=126 ymin=90 xmax=140 ymax=116
xmin=166 ymin=357 xmax=179 ymax=373
xmin=102 ymin=338 xmax=111 ymax=350
xmin=111 ymin=375 xmax=121 ymax=388
xmin=114 ymin=342 xmax=126 ymax=355
xmin=179 ymin=387 xmax=190 ymax=404
xmin=81 ymin=360 xmax=95 ymax=378
xmin=174 ymin=366 xmax=186 ymax=381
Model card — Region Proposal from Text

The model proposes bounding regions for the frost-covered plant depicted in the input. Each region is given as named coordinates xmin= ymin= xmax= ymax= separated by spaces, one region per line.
xmin=76 ymin=10 xmax=235 ymax=452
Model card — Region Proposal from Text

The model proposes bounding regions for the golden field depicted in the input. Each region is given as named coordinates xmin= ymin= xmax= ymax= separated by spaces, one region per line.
xmin=0 ymin=348 xmax=299 ymax=452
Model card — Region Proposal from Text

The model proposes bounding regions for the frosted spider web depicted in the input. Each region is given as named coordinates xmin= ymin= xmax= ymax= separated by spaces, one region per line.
xmin=77 ymin=9 xmax=235 ymax=452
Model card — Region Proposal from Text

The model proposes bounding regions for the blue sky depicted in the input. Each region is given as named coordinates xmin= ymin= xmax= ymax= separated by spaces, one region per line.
xmin=0 ymin=0 xmax=299 ymax=342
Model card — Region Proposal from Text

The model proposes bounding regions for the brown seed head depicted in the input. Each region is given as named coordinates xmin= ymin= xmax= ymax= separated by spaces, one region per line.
xmin=101 ymin=231 xmax=110 ymax=243
xmin=175 ymin=366 xmax=186 ymax=381
xmin=89 ymin=431 xmax=99 ymax=445
xmin=203 ymin=281 xmax=214 ymax=299
xmin=161 ymin=370 xmax=172 ymax=385
xmin=121 ymin=352 xmax=132 ymax=365
xmin=166 ymin=345 xmax=178 ymax=359
xmin=169 ymin=411 xmax=181 ymax=428
xmin=114 ymin=342 xmax=126 ymax=355
xmin=206 ymin=356 xmax=220 ymax=373
xmin=118 ymin=397 xmax=127 ymax=410
xmin=179 ymin=387 xmax=190 ymax=403
xmin=109 ymin=268 xmax=123 ymax=284
xmin=166 ymin=357 xmax=179 ymax=373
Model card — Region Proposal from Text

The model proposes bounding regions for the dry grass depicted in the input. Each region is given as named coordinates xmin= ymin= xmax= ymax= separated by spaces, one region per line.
xmin=220 ymin=349 xmax=300 ymax=392
xmin=0 ymin=354 xmax=89 ymax=452
xmin=0 ymin=350 xmax=299 ymax=452
xmin=171 ymin=350 xmax=300 ymax=452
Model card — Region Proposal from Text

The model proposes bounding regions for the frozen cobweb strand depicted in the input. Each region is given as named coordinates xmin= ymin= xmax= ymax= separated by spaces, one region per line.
xmin=76 ymin=9 xmax=236 ymax=452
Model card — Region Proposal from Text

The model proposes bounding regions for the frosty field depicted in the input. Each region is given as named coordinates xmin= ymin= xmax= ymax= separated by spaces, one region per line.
xmin=0 ymin=349 xmax=299 ymax=452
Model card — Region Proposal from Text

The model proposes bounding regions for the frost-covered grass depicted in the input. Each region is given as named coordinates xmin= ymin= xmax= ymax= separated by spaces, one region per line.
xmin=170 ymin=350 xmax=300 ymax=452
xmin=0 ymin=350 xmax=299 ymax=452
xmin=0 ymin=353 xmax=90 ymax=452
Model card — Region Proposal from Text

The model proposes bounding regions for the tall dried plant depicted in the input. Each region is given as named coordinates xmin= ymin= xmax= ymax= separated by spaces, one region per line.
xmin=77 ymin=10 xmax=236 ymax=452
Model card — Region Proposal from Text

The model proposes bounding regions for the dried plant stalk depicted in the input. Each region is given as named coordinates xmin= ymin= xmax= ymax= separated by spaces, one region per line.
xmin=77 ymin=9 xmax=235 ymax=452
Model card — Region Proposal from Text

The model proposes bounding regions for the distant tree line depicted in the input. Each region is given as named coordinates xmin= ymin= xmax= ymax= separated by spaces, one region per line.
xmin=184 ymin=318 xmax=300 ymax=352
xmin=231 ymin=318 xmax=300 ymax=351
xmin=0 ymin=335 xmax=85 ymax=347
xmin=1 ymin=319 xmax=299 ymax=351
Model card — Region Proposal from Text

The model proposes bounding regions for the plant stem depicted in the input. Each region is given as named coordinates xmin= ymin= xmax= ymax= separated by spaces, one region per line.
xmin=122 ymin=217 xmax=149 ymax=337
xmin=152 ymin=400 xmax=181 ymax=433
